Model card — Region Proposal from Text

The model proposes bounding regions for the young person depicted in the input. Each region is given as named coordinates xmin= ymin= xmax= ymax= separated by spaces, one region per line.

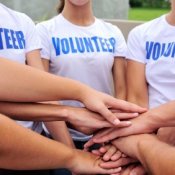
xmin=85 ymin=0 xmax=175 ymax=172
xmin=0 ymin=1 xmax=143 ymax=170
xmin=126 ymin=0 xmax=174 ymax=143
xmin=0 ymin=57 xmax=147 ymax=173
xmin=0 ymin=113 xmax=123 ymax=175
xmin=85 ymin=100 xmax=175 ymax=174
xmin=112 ymin=133 xmax=175 ymax=175
xmin=0 ymin=2 xmax=45 ymax=134
xmin=36 ymin=0 xmax=128 ymax=154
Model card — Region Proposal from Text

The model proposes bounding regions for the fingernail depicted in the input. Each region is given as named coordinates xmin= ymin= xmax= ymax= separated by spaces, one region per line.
xmin=113 ymin=119 xmax=120 ymax=125
xmin=123 ymin=121 xmax=132 ymax=126
xmin=125 ymin=121 xmax=132 ymax=126
xmin=133 ymin=112 xmax=139 ymax=116
xmin=130 ymin=172 xmax=137 ymax=175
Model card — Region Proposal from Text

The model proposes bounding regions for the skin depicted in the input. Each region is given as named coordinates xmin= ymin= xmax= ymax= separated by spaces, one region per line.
xmin=0 ymin=58 xmax=146 ymax=125
xmin=0 ymin=57 xmax=146 ymax=172
xmin=41 ymin=0 xmax=126 ymax=151
xmin=61 ymin=0 xmax=127 ymax=100
xmin=0 ymin=102 xmax=114 ymax=130
xmin=126 ymin=0 xmax=175 ymax=147
xmin=84 ymin=100 xmax=175 ymax=146
xmin=0 ymin=113 xmax=122 ymax=174
xmin=112 ymin=134 xmax=175 ymax=175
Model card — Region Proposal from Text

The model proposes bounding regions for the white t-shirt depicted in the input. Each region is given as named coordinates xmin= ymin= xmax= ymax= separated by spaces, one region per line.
xmin=126 ymin=15 xmax=175 ymax=109
xmin=0 ymin=3 xmax=42 ymax=133
xmin=37 ymin=14 xmax=127 ymax=141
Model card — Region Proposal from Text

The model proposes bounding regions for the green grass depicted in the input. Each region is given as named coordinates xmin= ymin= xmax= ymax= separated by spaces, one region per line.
xmin=129 ymin=8 xmax=170 ymax=21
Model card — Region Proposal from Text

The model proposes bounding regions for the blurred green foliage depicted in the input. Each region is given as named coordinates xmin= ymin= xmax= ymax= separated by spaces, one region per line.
xmin=129 ymin=0 xmax=170 ymax=8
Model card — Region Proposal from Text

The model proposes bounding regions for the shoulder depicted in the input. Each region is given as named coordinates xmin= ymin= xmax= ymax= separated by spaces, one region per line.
xmin=37 ymin=15 xmax=62 ymax=29
xmin=97 ymin=19 xmax=123 ymax=32
xmin=129 ymin=15 xmax=164 ymax=39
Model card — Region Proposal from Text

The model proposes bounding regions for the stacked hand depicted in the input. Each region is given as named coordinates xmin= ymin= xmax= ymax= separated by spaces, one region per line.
xmin=83 ymin=109 xmax=157 ymax=175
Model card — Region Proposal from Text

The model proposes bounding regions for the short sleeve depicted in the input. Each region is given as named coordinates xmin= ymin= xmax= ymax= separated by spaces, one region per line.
xmin=36 ymin=22 xmax=51 ymax=60
xmin=126 ymin=27 xmax=146 ymax=64
xmin=23 ymin=15 xmax=42 ymax=53
xmin=113 ymin=27 xmax=127 ymax=58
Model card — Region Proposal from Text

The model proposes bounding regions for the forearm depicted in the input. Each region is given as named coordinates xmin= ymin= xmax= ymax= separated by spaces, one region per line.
xmin=0 ymin=102 xmax=70 ymax=121
xmin=0 ymin=57 xmax=89 ymax=102
xmin=147 ymin=100 xmax=175 ymax=128
xmin=113 ymin=58 xmax=127 ymax=100
xmin=44 ymin=121 xmax=75 ymax=148
xmin=127 ymin=94 xmax=148 ymax=108
xmin=126 ymin=60 xmax=149 ymax=108
xmin=0 ymin=114 xmax=75 ymax=170
xmin=138 ymin=135 xmax=175 ymax=175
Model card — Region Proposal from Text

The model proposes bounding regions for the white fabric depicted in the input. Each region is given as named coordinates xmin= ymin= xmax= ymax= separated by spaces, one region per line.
xmin=126 ymin=15 xmax=175 ymax=109
xmin=37 ymin=14 xmax=127 ymax=141
xmin=0 ymin=3 xmax=42 ymax=133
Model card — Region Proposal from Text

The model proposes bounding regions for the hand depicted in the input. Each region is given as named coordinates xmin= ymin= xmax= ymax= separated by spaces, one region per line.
xmin=111 ymin=134 xmax=156 ymax=161
xmin=82 ymin=89 xmax=147 ymax=126
xmin=100 ymin=157 xmax=137 ymax=169
xmin=68 ymin=149 xmax=122 ymax=174
xmin=89 ymin=143 xmax=136 ymax=169
xmin=68 ymin=107 xmax=141 ymax=135
xmin=90 ymin=144 xmax=122 ymax=161
xmin=84 ymin=110 xmax=156 ymax=147
xmin=118 ymin=164 xmax=146 ymax=175
xmin=157 ymin=127 xmax=175 ymax=146
xmin=67 ymin=107 xmax=114 ymax=131
xmin=98 ymin=145 xmax=137 ymax=170
xmin=68 ymin=124 xmax=96 ymax=135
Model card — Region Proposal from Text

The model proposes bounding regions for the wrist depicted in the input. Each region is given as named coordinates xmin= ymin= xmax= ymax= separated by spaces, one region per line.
xmin=146 ymin=108 xmax=168 ymax=129
xmin=137 ymin=134 xmax=157 ymax=162
xmin=77 ymin=85 xmax=95 ymax=105
xmin=65 ymin=149 xmax=80 ymax=172
xmin=55 ymin=105 xmax=71 ymax=121
xmin=144 ymin=109 xmax=163 ymax=132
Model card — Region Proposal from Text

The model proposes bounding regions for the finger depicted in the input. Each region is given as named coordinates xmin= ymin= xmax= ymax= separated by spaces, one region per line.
xmin=103 ymin=145 xmax=117 ymax=161
xmin=115 ymin=121 xmax=132 ymax=127
xmin=84 ymin=128 xmax=113 ymax=148
xmin=91 ymin=149 xmax=102 ymax=156
xmin=93 ymin=126 xmax=135 ymax=143
xmin=122 ymin=153 xmax=127 ymax=158
xmin=100 ymin=167 xmax=122 ymax=175
xmin=114 ymin=112 xmax=139 ymax=120
xmin=93 ymin=129 xmax=120 ymax=143
xmin=93 ymin=128 xmax=115 ymax=140
xmin=99 ymin=145 xmax=110 ymax=154
xmin=94 ymin=120 xmax=114 ymax=128
xmin=83 ymin=119 xmax=113 ymax=129
xmin=120 ymin=165 xmax=136 ymax=175
xmin=99 ymin=105 xmax=121 ymax=125
xmin=111 ymin=151 xmax=122 ymax=161
xmin=84 ymin=138 xmax=96 ymax=150
xmin=130 ymin=165 xmax=146 ymax=175
xmin=108 ymin=99 xmax=147 ymax=113
xmin=100 ymin=158 xmax=136 ymax=169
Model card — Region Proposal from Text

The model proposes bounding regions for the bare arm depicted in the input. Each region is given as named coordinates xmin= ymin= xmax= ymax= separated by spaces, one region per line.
xmin=26 ymin=49 xmax=45 ymax=71
xmin=0 ymin=57 xmax=146 ymax=125
xmin=113 ymin=57 xmax=126 ymax=100
xmin=85 ymin=100 xmax=175 ymax=145
xmin=0 ymin=113 xmax=121 ymax=175
xmin=42 ymin=59 xmax=75 ymax=147
xmin=0 ymin=57 xmax=85 ymax=102
xmin=126 ymin=60 xmax=149 ymax=108
xmin=112 ymin=134 xmax=175 ymax=175
xmin=44 ymin=121 xmax=75 ymax=147
xmin=0 ymin=102 xmax=116 ymax=130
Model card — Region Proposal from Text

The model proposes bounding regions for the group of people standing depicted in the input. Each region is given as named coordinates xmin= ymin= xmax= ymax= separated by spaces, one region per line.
xmin=0 ymin=0 xmax=175 ymax=175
